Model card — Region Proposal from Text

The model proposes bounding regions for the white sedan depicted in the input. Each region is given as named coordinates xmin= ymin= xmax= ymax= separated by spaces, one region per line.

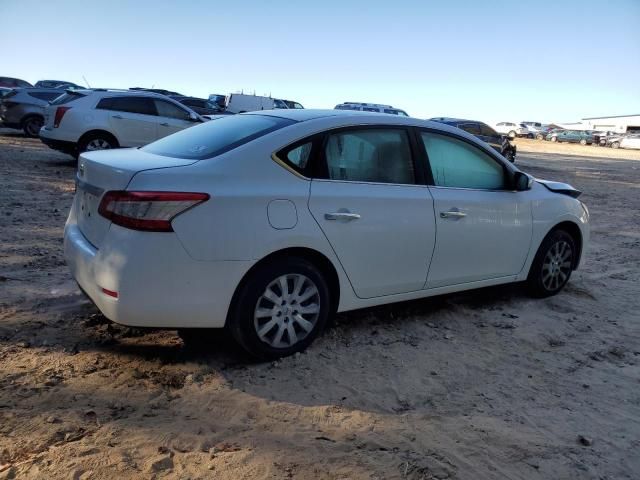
xmin=64 ymin=110 xmax=590 ymax=359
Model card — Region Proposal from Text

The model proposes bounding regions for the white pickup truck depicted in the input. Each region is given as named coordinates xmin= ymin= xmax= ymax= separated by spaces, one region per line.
xmin=209 ymin=93 xmax=303 ymax=114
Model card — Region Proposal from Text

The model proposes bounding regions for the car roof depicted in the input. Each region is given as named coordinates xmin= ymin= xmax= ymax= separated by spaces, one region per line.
xmin=69 ymin=88 xmax=177 ymax=99
xmin=430 ymin=117 xmax=484 ymax=124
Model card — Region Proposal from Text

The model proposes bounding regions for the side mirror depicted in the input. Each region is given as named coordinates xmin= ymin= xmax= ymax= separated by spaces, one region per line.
xmin=514 ymin=171 xmax=532 ymax=191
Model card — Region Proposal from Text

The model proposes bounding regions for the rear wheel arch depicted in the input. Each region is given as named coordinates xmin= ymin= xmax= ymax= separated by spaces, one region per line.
xmin=78 ymin=130 xmax=120 ymax=150
xmin=228 ymin=247 xmax=341 ymax=323
xmin=21 ymin=114 xmax=44 ymax=136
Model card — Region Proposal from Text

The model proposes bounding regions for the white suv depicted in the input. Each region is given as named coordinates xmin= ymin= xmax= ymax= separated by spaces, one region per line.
xmin=39 ymin=89 xmax=204 ymax=157
xmin=334 ymin=102 xmax=409 ymax=116
xmin=492 ymin=122 xmax=529 ymax=138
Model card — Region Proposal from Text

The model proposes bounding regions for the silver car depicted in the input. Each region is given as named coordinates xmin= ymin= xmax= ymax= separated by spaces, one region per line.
xmin=0 ymin=88 xmax=64 ymax=137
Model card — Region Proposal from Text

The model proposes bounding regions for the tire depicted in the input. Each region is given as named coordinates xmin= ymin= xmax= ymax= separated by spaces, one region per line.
xmin=550 ymin=136 xmax=557 ymax=142
xmin=508 ymin=130 xmax=516 ymax=139
xmin=527 ymin=229 xmax=576 ymax=298
xmin=504 ymin=150 xmax=515 ymax=163
xmin=22 ymin=116 xmax=44 ymax=137
xmin=78 ymin=132 xmax=118 ymax=153
xmin=579 ymin=139 xmax=587 ymax=145
xmin=611 ymin=141 xmax=620 ymax=149
xmin=227 ymin=257 xmax=330 ymax=360
xmin=536 ymin=133 xmax=544 ymax=140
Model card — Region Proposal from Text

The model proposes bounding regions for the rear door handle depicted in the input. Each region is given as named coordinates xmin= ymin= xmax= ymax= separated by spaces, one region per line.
xmin=325 ymin=212 xmax=361 ymax=221
xmin=440 ymin=210 xmax=467 ymax=219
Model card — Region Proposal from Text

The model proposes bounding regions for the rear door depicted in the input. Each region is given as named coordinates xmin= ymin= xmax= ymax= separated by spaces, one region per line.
xmin=153 ymin=99 xmax=197 ymax=139
xmin=307 ymin=126 xmax=436 ymax=298
xmin=99 ymin=96 xmax=158 ymax=147
xmin=419 ymin=130 xmax=532 ymax=288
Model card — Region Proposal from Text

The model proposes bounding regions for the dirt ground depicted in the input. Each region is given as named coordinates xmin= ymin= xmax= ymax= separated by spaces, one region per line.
xmin=1 ymin=130 xmax=639 ymax=480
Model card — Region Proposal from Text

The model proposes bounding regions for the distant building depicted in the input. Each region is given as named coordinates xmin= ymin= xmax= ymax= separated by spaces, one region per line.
xmin=581 ymin=114 xmax=640 ymax=133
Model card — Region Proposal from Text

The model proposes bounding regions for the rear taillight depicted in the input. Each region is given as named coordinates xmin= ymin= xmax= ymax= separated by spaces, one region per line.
xmin=98 ymin=191 xmax=209 ymax=232
xmin=53 ymin=106 xmax=71 ymax=127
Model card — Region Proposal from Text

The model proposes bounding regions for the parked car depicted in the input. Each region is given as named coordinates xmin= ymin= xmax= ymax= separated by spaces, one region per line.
xmin=546 ymin=130 xmax=594 ymax=145
xmin=39 ymin=89 xmax=204 ymax=157
xmin=0 ymin=87 xmax=11 ymax=98
xmin=598 ymin=132 xmax=623 ymax=147
xmin=430 ymin=117 xmax=516 ymax=162
xmin=0 ymin=77 xmax=32 ymax=88
xmin=335 ymin=102 xmax=409 ymax=116
xmin=129 ymin=87 xmax=184 ymax=96
xmin=35 ymin=80 xmax=81 ymax=89
xmin=170 ymin=96 xmax=224 ymax=116
xmin=492 ymin=122 xmax=528 ymax=138
xmin=521 ymin=121 xmax=542 ymax=128
xmin=282 ymin=99 xmax=304 ymax=109
xmin=222 ymin=94 xmax=304 ymax=114
xmin=64 ymin=109 xmax=589 ymax=359
xmin=521 ymin=123 xmax=544 ymax=139
xmin=0 ymin=88 xmax=66 ymax=137
xmin=617 ymin=134 xmax=640 ymax=150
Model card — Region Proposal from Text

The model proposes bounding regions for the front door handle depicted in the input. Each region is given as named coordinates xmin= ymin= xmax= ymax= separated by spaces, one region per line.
xmin=159 ymin=122 xmax=169 ymax=126
xmin=440 ymin=210 xmax=467 ymax=219
xmin=112 ymin=115 xmax=123 ymax=119
xmin=325 ymin=212 xmax=361 ymax=221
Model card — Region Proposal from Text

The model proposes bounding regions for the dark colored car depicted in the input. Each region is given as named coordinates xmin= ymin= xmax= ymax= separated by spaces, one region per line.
xmin=34 ymin=80 xmax=81 ymax=89
xmin=129 ymin=87 xmax=184 ymax=96
xmin=0 ymin=88 xmax=65 ymax=136
xmin=546 ymin=130 xmax=594 ymax=145
xmin=0 ymin=77 xmax=32 ymax=88
xmin=430 ymin=117 xmax=516 ymax=162
xmin=170 ymin=96 xmax=224 ymax=115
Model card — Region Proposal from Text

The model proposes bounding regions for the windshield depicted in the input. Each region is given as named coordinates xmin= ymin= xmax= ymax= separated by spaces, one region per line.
xmin=142 ymin=114 xmax=296 ymax=160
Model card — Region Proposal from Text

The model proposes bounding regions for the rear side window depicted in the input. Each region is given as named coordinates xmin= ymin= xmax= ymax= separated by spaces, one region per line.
xmin=421 ymin=132 xmax=506 ymax=190
xmin=28 ymin=92 xmax=62 ymax=102
xmin=479 ymin=124 xmax=498 ymax=137
xmin=142 ymin=114 xmax=296 ymax=160
xmin=323 ymin=128 xmax=415 ymax=184
xmin=97 ymin=96 xmax=156 ymax=116
xmin=50 ymin=92 xmax=85 ymax=105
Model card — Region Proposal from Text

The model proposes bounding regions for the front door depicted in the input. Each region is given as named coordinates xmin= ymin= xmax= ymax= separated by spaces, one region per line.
xmin=153 ymin=99 xmax=196 ymax=140
xmin=419 ymin=131 xmax=532 ymax=288
xmin=308 ymin=127 xmax=436 ymax=298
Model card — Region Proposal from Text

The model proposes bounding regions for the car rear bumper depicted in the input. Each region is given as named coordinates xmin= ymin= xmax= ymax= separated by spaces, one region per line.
xmin=63 ymin=202 xmax=253 ymax=328
xmin=39 ymin=131 xmax=77 ymax=154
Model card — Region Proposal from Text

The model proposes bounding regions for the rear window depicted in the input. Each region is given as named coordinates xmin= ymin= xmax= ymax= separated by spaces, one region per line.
xmin=28 ymin=91 xmax=63 ymax=102
xmin=50 ymin=92 xmax=86 ymax=105
xmin=142 ymin=114 xmax=296 ymax=160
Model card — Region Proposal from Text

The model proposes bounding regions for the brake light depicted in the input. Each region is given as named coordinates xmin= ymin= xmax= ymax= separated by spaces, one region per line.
xmin=53 ymin=106 xmax=70 ymax=127
xmin=98 ymin=191 xmax=209 ymax=232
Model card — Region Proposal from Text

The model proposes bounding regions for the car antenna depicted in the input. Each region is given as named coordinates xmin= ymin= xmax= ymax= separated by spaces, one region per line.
xmin=82 ymin=75 xmax=91 ymax=88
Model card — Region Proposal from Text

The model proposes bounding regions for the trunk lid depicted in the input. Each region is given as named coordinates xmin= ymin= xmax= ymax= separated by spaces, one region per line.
xmin=75 ymin=148 xmax=197 ymax=247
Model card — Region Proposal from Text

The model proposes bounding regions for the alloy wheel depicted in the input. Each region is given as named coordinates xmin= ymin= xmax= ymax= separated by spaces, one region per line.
xmin=541 ymin=240 xmax=572 ymax=291
xmin=253 ymin=274 xmax=320 ymax=348
xmin=25 ymin=118 xmax=43 ymax=137
xmin=86 ymin=138 xmax=112 ymax=151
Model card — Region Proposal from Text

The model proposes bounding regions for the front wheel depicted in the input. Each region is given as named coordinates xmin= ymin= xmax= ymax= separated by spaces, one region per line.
xmin=550 ymin=136 xmax=557 ymax=142
xmin=228 ymin=258 xmax=330 ymax=360
xmin=536 ymin=133 xmax=544 ymax=140
xmin=508 ymin=130 xmax=516 ymax=139
xmin=611 ymin=141 xmax=620 ymax=149
xmin=527 ymin=230 xmax=576 ymax=297
xmin=579 ymin=139 xmax=587 ymax=145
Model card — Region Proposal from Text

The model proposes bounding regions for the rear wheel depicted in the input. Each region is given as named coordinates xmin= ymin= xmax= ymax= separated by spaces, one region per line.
xmin=527 ymin=229 xmax=575 ymax=297
xmin=579 ymin=138 xmax=587 ymax=145
xmin=78 ymin=132 xmax=118 ymax=154
xmin=508 ymin=130 xmax=516 ymax=139
xmin=228 ymin=257 xmax=330 ymax=360
xmin=536 ymin=133 xmax=544 ymax=140
xmin=611 ymin=141 xmax=620 ymax=149
xmin=22 ymin=116 xmax=43 ymax=137
xmin=550 ymin=136 xmax=557 ymax=142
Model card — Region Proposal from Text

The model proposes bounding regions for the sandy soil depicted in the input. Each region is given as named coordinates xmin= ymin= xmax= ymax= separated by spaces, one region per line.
xmin=1 ymin=130 xmax=639 ymax=480
xmin=514 ymin=138 xmax=640 ymax=161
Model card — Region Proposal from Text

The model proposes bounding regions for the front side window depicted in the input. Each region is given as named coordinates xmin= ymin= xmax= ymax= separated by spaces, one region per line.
xmin=323 ymin=129 xmax=415 ymax=184
xmin=421 ymin=132 xmax=506 ymax=190
xmin=479 ymin=124 xmax=498 ymax=137
xmin=459 ymin=123 xmax=481 ymax=136
xmin=154 ymin=100 xmax=191 ymax=120
xmin=142 ymin=114 xmax=295 ymax=160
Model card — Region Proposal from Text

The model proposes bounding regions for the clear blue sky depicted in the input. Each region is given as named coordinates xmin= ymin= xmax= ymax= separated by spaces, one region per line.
xmin=2 ymin=0 xmax=639 ymax=123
